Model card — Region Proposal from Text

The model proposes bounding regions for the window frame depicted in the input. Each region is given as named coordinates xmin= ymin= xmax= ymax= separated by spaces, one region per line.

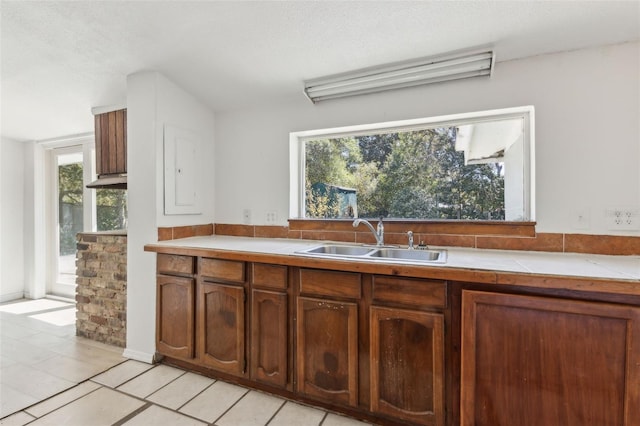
xmin=289 ymin=106 xmax=535 ymax=222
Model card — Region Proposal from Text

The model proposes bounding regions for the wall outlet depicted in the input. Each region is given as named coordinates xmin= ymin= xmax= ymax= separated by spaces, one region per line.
xmin=605 ymin=207 xmax=639 ymax=230
xmin=265 ymin=210 xmax=277 ymax=224
xmin=242 ymin=209 xmax=251 ymax=224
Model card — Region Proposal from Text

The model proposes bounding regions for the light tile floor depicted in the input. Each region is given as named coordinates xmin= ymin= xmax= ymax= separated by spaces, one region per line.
xmin=1 ymin=299 xmax=371 ymax=425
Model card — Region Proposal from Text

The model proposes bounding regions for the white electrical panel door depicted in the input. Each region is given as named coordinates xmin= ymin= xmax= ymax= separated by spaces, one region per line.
xmin=164 ymin=126 xmax=201 ymax=215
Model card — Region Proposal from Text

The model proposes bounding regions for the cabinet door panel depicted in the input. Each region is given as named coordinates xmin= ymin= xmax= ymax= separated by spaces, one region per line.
xmin=461 ymin=290 xmax=640 ymax=426
xmin=370 ymin=306 xmax=444 ymax=426
xmin=251 ymin=289 xmax=288 ymax=387
xmin=156 ymin=275 xmax=195 ymax=359
xmin=198 ymin=282 xmax=245 ymax=375
xmin=296 ymin=297 xmax=358 ymax=406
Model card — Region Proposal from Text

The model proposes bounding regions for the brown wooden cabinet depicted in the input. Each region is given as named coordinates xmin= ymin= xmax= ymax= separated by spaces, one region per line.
xmin=297 ymin=296 xmax=359 ymax=407
xmin=370 ymin=306 xmax=445 ymax=426
xmin=196 ymin=257 xmax=246 ymax=375
xmin=250 ymin=263 xmax=289 ymax=388
xmin=150 ymin=245 xmax=640 ymax=426
xmin=296 ymin=269 xmax=361 ymax=407
xmin=94 ymin=109 xmax=127 ymax=176
xmin=460 ymin=290 xmax=640 ymax=426
xmin=197 ymin=282 xmax=246 ymax=375
xmin=156 ymin=254 xmax=195 ymax=360
xmin=369 ymin=275 xmax=446 ymax=426
xmin=156 ymin=274 xmax=195 ymax=360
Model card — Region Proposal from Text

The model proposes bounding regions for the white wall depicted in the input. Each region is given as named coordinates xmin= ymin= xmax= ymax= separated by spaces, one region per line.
xmin=215 ymin=42 xmax=640 ymax=235
xmin=125 ymin=71 xmax=215 ymax=362
xmin=0 ymin=138 xmax=26 ymax=301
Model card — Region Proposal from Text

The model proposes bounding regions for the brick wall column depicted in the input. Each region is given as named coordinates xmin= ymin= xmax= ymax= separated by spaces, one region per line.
xmin=75 ymin=231 xmax=127 ymax=347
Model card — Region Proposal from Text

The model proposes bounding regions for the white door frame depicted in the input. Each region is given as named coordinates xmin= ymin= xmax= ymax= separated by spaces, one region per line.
xmin=43 ymin=136 xmax=96 ymax=298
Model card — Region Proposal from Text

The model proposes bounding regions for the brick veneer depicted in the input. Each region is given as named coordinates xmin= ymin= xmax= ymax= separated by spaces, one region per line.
xmin=75 ymin=231 xmax=127 ymax=347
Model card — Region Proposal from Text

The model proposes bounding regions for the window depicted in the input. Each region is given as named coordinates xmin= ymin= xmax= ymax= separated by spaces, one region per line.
xmin=49 ymin=140 xmax=127 ymax=298
xmin=290 ymin=106 xmax=534 ymax=222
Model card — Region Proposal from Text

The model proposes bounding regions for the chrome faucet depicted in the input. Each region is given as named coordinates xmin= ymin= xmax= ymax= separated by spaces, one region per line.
xmin=407 ymin=231 xmax=414 ymax=249
xmin=353 ymin=217 xmax=384 ymax=246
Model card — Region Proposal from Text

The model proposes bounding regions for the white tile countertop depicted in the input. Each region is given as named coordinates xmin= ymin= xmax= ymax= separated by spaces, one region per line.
xmin=148 ymin=235 xmax=640 ymax=282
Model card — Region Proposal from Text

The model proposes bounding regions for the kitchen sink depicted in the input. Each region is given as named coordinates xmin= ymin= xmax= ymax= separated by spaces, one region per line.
xmin=296 ymin=244 xmax=447 ymax=264
xmin=369 ymin=248 xmax=446 ymax=262
xmin=304 ymin=244 xmax=377 ymax=256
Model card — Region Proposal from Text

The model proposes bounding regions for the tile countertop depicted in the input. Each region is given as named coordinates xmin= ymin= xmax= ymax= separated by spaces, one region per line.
xmin=147 ymin=236 xmax=640 ymax=282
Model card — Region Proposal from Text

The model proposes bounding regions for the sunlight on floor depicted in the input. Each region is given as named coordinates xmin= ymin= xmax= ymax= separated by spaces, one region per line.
xmin=0 ymin=299 xmax=71 ymax=315
xmin=29 ymin=308 xmax=77 ymax=326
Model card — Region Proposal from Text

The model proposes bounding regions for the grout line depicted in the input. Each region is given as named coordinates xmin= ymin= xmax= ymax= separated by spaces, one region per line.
xmin=318 ymin=411 xmax=329 ymax=425
xmin=141 ymin=369 xmax=188 ymax=399
xmin=23 ymin=382 xmax=103 ymax=419
xmin=174 ymin=378 xmax=217 ymax=412
xmin=263 ymin=399 xmax=287 ymax=425
xmin=110 ymin=401 xmax=152 ymax=426
xmin=210 ymin=387 xmax=250 ymax=425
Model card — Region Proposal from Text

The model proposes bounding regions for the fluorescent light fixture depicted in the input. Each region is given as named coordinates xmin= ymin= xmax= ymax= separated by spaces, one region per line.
xmin=303 ymin=49 xmax=495 ymax=103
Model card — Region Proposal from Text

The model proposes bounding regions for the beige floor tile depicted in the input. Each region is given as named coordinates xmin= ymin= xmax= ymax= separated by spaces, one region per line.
xmin=0 ymin=355 xmax=18 ymax=368
xmin=117 ymin=364 xmax=185 ymax=398
xmin=322 ymin=413 xmax=370 ymax=426
xmin=20 ymin=331 xmax=71 ymax=349
xmin=216 ymin=390 xmax=285 ymax=426
xmin=122 ymin=405 xmax=207 ymax=426
xmin=72 ymin=336 xmax=124 ymax=355
xmin=147 ymin=372 xmax=214 ymax=410
xmin=179 ymin=380 xmax=248 ymax=423
xmin=268 ymin=401 xmax=326 ymax=426
xmin=0 ymin=410 xmax=36 ymax=426
xmin=0 ymin=386 xmax=39 ymax=418
xmin=0 ymin=322 xmax=41 ymax=340
xmin=47 ymin=340 xmax=125 ymax=369
xmin=27 ymin=387 xmax=145 ymax=426
xmin=91 ymin=360 xmax=153 ymax=388
xmin=0 ymin=337 xmax=60 ymax=366
xmin=31 ymin=355 xmax=109 ymax=383
xmin=0 ymin=364 xmax=75 ymax=401
xmin=25 ymin=381 xmax=100 ymax=418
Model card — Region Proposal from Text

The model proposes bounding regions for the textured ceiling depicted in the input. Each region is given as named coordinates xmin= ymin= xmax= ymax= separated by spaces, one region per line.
xmin=1 ymin=1 xmax=639 ymax=141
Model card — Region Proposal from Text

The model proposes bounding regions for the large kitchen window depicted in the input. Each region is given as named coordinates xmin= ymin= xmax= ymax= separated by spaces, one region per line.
xmin=290 ymin=106 xmax=534 ymax=222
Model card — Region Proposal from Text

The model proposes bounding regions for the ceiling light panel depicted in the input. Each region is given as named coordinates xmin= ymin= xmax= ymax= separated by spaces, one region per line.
xmin=304 ymin=50 xmax=494 ymax=103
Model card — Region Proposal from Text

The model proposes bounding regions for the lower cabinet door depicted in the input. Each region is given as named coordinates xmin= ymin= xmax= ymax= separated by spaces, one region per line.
xmin=197 ymin=281 xmax=245 ymax=375
xmin=156 ymin=275 xmax=195 ymax=359
xmin=370 ymin=306 xmax=445 ymax=426
xmin=461 ymin=290 xmax=640 ymax=426
xmin=296 ymin=296 xmax=358 ymax=406
xmin=250 ymin=289 xmax=288 ymax=388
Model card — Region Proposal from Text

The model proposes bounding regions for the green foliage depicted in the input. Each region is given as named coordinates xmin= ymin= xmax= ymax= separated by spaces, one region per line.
xmin=58 ymin=164 xmax=84 ymax=255
xmin=97 ymin=189 xmax=127 ymax=231
xmin=57 ymin=163 xmax=127 ymax=255
xmin=304 ymin=127 xmax=505 ymax=220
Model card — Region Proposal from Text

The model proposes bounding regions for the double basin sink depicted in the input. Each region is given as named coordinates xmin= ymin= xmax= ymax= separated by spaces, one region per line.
xmin=296 ymin=244 xmax=447 ymax=264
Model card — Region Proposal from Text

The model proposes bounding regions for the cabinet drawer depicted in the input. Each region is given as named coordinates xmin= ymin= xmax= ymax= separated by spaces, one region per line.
xmin=251 ymin=263 xmax=287 ymax=290
xmin=373 ymin=276 xmax=446 ymax=308
xmin=157 ymin=254 xmax=194 ymax=276
xmin=299 ymin=269 xmax=361 ymax=299
xmin=200 ymin=258 xmax=245 ymax=283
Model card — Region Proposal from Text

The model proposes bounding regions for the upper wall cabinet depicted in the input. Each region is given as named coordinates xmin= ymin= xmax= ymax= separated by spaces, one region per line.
xmin=164 ymin=125 xmax=201 ymax=215
xmin=95 ymin=109 xmax=127 ymax=176
xmin=88 ymin=108 xmax=127 ymax=189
